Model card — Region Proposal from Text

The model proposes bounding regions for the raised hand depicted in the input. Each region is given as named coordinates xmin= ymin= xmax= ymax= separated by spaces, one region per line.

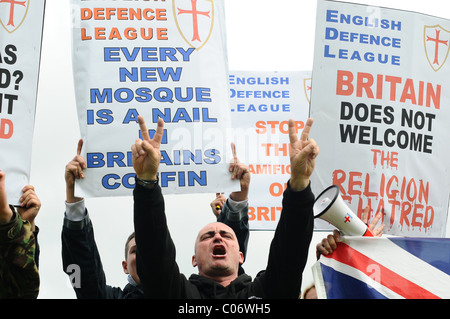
xmin=288 ymin=118 xmax=319 ymax=191
xmin=228 ymin=142 xmax=250 ymax=201
xmin=65 ymin=139 xmax=86 ymax=203
xmin=210 ymin=193 xmax=226 ymax=217
xmin=18 ymin=185 xmax=41 ymax=231
xmin=131 ymin=116 xmax=165 ymax=180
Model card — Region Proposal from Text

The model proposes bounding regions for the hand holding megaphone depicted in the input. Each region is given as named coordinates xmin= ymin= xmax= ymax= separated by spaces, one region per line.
xmin=313 ymin=185 xmax=383 ymax=237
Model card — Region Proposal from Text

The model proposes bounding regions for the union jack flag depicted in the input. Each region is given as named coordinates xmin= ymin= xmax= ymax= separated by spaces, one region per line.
xmin=312 ymin=237 xmax=450 ymax=299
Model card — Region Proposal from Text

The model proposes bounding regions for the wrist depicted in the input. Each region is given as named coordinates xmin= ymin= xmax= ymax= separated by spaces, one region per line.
xmin=230 ymin=191 xmax=248 ymax=202
xmin=0 ymin=205 xmax=14 ymax=225
xmin=135 ymin=176 xmax=159 ymax=189
xmin=66 ymin=188 xmax=83 ymax=204
xmin=289 ymin=177 xmax=309 ymax=192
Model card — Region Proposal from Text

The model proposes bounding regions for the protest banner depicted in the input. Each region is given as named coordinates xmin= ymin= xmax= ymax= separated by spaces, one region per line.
xmin=0 ymin=0 xmax=45 ymax=204
xmin=70 ymin=0 xmax=237 ymax=197
xmin=228 ymin=70 xmax=311 ymax=230
xmin=310 ymin=0 xmax=450 ymax=237
xmin=313 ymin=236 xmax=450 ymax=299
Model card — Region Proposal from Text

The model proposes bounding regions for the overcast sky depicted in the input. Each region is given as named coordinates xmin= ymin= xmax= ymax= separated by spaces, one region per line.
xmin=29 ymin=0 xmax=450 ymax=299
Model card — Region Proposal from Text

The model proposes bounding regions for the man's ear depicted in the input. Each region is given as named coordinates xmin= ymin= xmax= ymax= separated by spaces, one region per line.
xmin=192 ymin=255 xmax=198 ymax=268
xmin=239 ymin=252 xmax=244 ymax=265
xmin=122 ymin=260 xmax=129 ymax=274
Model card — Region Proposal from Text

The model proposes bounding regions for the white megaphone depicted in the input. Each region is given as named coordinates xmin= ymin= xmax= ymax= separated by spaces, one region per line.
xmin=313 ymin=185 xmax=373 ymax=237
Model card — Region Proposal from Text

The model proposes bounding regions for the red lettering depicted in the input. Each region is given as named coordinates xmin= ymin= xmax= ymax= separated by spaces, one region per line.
xmin=0 ymin=119 xmax=13 ymax=139
xmin=332 ymin=168 xmax=435 ymax=232
xmin=335 ymin=70 xmax=441 ymax=109
xmin=248 ymin=206 xmax=282 ymax=221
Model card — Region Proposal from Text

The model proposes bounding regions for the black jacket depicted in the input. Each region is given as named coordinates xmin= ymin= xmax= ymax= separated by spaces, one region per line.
xmin=61 ymin=202 xmax=249 ymax=299
xmin=133 ymin=181 xmax=314 ymax=299
xmin=61 ymin=211 xmax=145 ymax=299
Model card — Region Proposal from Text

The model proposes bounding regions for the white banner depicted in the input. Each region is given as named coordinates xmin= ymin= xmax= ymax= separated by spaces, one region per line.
xmin=228 ymin=70 xmax=311 ymax=230
xmin=310 ymin=0 xmax=450 ymax=236
xmin=0 ymin=0 xmax=45 ymax=204
xmin=70 ymin=0 xmax=237 ymax=197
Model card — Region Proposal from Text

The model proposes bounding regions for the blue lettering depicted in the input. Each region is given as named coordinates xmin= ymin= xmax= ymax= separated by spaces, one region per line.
xmin=178 ymin=172 xmax=185 ymax=187
xmin=173 ymin=108 xmax=191 ymax=122
xmin=102 ymin=174 xmax=120 ymax=189
xmin=195 ymin=87 xmax=211 ymax=102
xmin=135 ymin=88 xmax=152 ymax=102
xmin=159 ymin=47 xmax=177 ymax=61
xmin=91 ymin=87 xmax=211 ymax=104
xmin=160 ymin=151 xmax=173 ymax=165
xmin=326 ymin=9 xmax=339 ymax=23
xmin=122 ymin=173 xmax=135 ymax=189
xmin=104 ymin=47 xmax=120 ymax=61
xmin=114 ymin=88 xmax=133 ymax=103
xmin=123 ymin=108 xmax=139 ymax=124
xmin=119 ymin=67 xmax=182 ymax=82
xmin=87 ymin=109 xmax=114 ymax=125
xmin=121 ymin=47 xmax=140 ymax=61
xmin=87 ymin=153 xmax=105 ymax=168
xmin=160 ymin=171 xmax=207 ymax=187
xmin=104 ymin=47 xmax=195 ymax=62
xmin=107 ymin=152 xmax=126 ymax=167
xmin=324 ymin=45 xmax=335 ymax=58
xmin=183 ymin=149 xmax=202 ymax=165
xmin=90 ymin=88 xmax=112 ymax=103
xmin=158 ymin=171 xmax=208 ymax=187
xmin=158 ymin=67 xmax=182 ymax=81
xmin=188 ymin=171 xmax=207 ymax=186
xmin=177 ymin=47 xmax=195 ymax=61
xmin=325 ymin=27 xmax=338 ymax=40
xmin=160 ymin=171 xmax=176 ymax=187
xmin=204 ymin=149 xmax=221 ymax=164
xmin=101 ymin=173 xmax=135 ymax=190
xmin=141 ymin=47 xmax=158 ymax=61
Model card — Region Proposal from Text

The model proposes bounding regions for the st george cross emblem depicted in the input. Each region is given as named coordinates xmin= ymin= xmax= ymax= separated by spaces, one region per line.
xmin=173 ymin=0 xmax=214 ymax=50
xmin=424 ymin=25 xmax=450 ymax=72
xmin=0 ymin=0 xmax=29 ymax=33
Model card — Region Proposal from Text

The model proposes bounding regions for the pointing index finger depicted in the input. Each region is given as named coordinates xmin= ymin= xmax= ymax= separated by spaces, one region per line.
xmin=288 ymin=119 xmax=299 ymax=145
xmin=77 ymin=139 xmax=83 ymax=156
xmin=231 ymin=142 xmax=238 ymax=163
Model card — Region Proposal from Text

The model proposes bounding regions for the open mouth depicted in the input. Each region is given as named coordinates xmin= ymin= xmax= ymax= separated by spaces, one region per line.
xmin=212 ymin=245 xmax=226 ymax=257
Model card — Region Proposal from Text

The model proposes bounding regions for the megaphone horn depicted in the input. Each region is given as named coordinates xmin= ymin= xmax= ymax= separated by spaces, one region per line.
xmin=313 ymin=185 xmax=373 ymax=237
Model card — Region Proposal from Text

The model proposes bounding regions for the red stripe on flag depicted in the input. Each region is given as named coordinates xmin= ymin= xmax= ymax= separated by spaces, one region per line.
xmin=323 ymin=243 xmax=439 ymax=299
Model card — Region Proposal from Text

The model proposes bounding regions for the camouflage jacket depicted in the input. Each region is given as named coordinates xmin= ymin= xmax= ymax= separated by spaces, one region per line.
xmin=0 ymin=206 xmax=39 ymax=299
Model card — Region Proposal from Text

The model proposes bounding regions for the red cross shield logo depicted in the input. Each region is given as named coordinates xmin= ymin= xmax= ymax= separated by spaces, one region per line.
xmin=0 ymin=0 xmax=29 ymax=33
xmin=173 ymin=0 xmax=214 ymax=50
xmin=424 ymin=25 xmax=450 ymax=72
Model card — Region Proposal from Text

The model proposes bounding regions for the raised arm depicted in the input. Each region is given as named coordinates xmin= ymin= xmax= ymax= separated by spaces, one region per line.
xmin=0 ymin=171 xmax=39 ymax=299
xmin=132 ymin=116 xmax=185 ymax=297
xmin=261 ymin=118 xmax=319 ymax=298
xmin=62 ymin=139 xmax=113 ymax=298
xmin=214 ymin=143 xmax=250 ymax=267
xmin=64 ymin=139 xmax=86 ymax=204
